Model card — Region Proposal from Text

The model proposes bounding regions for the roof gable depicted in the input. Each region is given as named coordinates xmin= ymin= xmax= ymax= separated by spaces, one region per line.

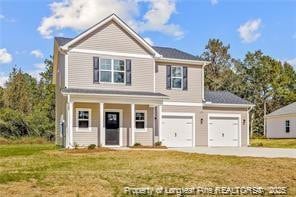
xmin=267 ymin=102 xmax=296 ymax=116
xmin=60 ymin=14 xmax=160 ymax=57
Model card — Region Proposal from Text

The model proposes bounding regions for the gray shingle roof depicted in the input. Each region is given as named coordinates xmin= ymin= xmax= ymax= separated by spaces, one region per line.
xmin=55 ymin=37 xmax=72 ymax=46
xmin=62 ymin=88 xmax=168 ymax=97
xmin=267 ymin=102 xmax=296 ymax=116
xmin=204 ymin=91 xmax=251 ymax=105
xmin=152 ymin=46 xmax=200 ymax=60
xmin=54 ymin=37 xmax=200 ymax=61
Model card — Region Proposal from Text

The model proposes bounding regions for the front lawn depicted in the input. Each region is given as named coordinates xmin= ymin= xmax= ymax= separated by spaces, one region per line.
xmin=0 ymin=144 xmax=296 ymax=196
xmin=251 ymin=138 xmax=296 ymax=149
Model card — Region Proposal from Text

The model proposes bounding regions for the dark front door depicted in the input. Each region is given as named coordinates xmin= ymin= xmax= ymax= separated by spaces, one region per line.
xmin=105 ymin=112 xmax=120 ymax=146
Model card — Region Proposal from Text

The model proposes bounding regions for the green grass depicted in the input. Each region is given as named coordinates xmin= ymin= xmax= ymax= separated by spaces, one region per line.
xmin=251 ymin=138 xmax=296 ymax=148
xmin=0 ymin=144 xmax=296 ymax=196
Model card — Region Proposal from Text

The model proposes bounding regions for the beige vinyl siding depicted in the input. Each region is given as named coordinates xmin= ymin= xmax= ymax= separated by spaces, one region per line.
xmin=202 ymin=107 xmax=249 ymax=146
xmin=68 ymin=51 xmax=154 ymax=92
xmin=72 ymin=103 xmax=99 ymax=146
xmin=155 ymin=63 xmax=203 ymax=103
xmin=266 ymin=115 xmax=296 ymax=138
xmin=55 ymin=51 xmax=66 ymax=146
xmin=71 ymin=103 xmax=155 ymax=147
xmin=162 ymin=105 xmax=203 ymax=146
xmin=72 ymin=21 xmax=151 ymax=55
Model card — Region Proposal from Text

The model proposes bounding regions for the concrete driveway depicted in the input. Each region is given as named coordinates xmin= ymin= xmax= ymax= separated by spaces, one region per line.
xmin=169 ymin=147 xmax=296 ymax=158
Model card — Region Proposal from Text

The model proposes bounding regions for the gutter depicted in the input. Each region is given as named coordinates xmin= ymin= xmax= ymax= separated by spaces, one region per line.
xmin=203 ymin=102 xmax=255 ymax=108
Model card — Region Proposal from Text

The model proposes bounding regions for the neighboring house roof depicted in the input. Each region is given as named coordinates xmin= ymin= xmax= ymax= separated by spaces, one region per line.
xmin=61 ymin=88 xmax=168 ymax=98
xmin=204 ymin=91 xmax=252 ymax=105
xmin=266 ymin=102 xmax=296 ymax=117
xmin=55 ymin=37 xmax=200 ymax=61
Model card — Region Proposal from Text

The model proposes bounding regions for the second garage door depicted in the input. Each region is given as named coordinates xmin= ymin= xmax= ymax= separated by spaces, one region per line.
xmin=208 ymin=116 xmax=240 ymax=147
xmin=161 ymin=115 xmax=194 ymax=147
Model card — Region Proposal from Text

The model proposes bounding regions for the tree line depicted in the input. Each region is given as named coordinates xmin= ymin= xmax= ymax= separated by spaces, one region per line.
xmin=201 ymin=39 xmax=296 ymax=135
xmin=0 ymin=39 xmax=295 ymax=139
xmin=0 ymin=58 xmax=55 ymax=140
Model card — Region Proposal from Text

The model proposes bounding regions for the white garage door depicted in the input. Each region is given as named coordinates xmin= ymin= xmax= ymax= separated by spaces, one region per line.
xmin=162 ymin=115 xmax=194 ymax=147
xmin=208 ymin=117 xmax=239 ymax=147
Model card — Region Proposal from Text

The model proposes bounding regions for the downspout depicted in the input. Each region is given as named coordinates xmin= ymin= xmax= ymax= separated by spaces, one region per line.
xmin=247 ymin=105 xmax=254 ymax=146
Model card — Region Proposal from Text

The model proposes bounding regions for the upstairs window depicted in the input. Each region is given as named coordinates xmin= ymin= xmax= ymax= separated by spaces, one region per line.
xmin=171 ymin=66 xmax=183 ymax=89
xmin=99 ymin=58 xmax=125 ymax=83
xmin=285 ymin=120 xmax=290 ymax=133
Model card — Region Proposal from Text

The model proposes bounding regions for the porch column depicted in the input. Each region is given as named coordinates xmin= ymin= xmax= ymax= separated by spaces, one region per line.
xmin=131 ymin=103 xmax=135 ymax=146
xmin=66 ymin=96 xmax=73 ymax=148
xmin=100 ymin=103 xmax=104 ymax=146
xmin=69 ymin=101 xmax=73 ymax=147
xmin=158 ymin=105 xmax=162 ymax=143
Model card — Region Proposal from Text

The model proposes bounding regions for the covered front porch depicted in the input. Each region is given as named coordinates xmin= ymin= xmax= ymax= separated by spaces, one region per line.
xmin=62 ymin=88 xmax=167 ymax=148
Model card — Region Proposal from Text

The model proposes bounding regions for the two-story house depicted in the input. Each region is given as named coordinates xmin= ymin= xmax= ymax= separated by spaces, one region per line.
xmin=53 ymin=14 xmax=253 ymax=148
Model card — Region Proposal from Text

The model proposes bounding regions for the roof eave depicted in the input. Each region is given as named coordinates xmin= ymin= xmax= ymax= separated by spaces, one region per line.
xmin=203 ymin=102 xmax=255 ymax=108
xmin=155 ymin=57 xmax=210 ymax=66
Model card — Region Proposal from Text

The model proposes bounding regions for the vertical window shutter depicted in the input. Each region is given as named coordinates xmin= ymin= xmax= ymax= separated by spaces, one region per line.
xmin=93 ymin=57 xmax=100 ymax=83
xmin=183 ymin=66 xmax=188 ymax=90
xmin=126 ymin=59 xmax=132 ymax=85
xmin=166 ymin=65 xmax=171 ymax=89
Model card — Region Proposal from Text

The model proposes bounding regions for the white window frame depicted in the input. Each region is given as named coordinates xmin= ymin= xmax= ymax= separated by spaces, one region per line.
xmin=285 ymin=120 xmax=290 ymax=133
xmin=171 ymin=66 xmax=183 ymax=90
xmin=99 ymin=58 xmax=125 ymax=84
xmin=76 ymin=108 xmax=92 ymax=132
xmin=135 ymin=110 xmax=147 ymax=132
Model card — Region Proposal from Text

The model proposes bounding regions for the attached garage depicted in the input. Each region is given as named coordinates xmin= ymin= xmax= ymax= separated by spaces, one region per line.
xmin=161 ymin=113 xmax=195 ymax=147
xmin=208 ymin=114 xmax=241 ymax=147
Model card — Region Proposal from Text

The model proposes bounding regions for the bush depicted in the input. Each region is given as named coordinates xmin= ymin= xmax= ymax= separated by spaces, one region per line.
xmin=154 ymin=141 xmax=162 ymax=146
xmin=0 ymin=108 xmax=33 ymax=138
xmin=0 ymin=108 xmax=55 ymax=141
xmin=74 ymin=142 xmax=79 ymax=149
xmin=88 ymin=144 xmax=96 ymax=149
xmin=133 ymin=143 xmax=142 ymax=147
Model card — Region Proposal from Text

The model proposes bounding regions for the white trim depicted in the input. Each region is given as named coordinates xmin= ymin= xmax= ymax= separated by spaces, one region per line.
xmin=163 ymin=102 xmax=203 ymax=107
xmin=171 ymin=66 xmax=183 ymax=90
xmin=62 ymin=14 xmax=160 ymax=57
xmin=99 ymin=58 xmax=125 ymax=84
xmin=69 ymin=48 xmax=153 ymax=59
xmin=62 ymin=91 xmax=168 ymax=99
xmin=153 ymin=61 xmax=155 ymax=92
xmin=75 ymin=108 xmax=92 ymax=132
xmin=161 ymin=112 xmax=196 ymax=147
xmin=135 ymin=110 xmax=147 ymax=132
xmin=207 ymin=113 xmax=241 ymax=147
xmin=65 ymin=53 xmax=68 ymax=88
xmin=156 ymin=57 xmax=210 ymax=66
xmin=204 ymin=102 xmax=254 ymax=108
xmin=99 ymin=103 xmax=104 ymax=146
xmin=104 ymin=109 xmax=123 ymax=147
xmin=131 ymin=104 xmax=135 ymax=145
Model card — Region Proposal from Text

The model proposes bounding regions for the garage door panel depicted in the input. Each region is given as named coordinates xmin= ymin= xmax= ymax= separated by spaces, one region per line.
xmin=209 ymin=116 xmax=239 ymax=147
xmin=162 ymin=115 xmax=194 ymax=147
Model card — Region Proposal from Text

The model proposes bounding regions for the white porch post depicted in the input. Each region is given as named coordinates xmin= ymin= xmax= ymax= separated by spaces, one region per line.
xmin=69 ymin=101 xmax=73 ymax=147
xmin=158 ymin=105 xmax=162 ymax=142
xmin=131 ymin=103 xmax=135 ymax=146
xmin=100 ymin=103 xmax=104 ymax=146
xmin=66 ymin=95 xmax=73 ymax=148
